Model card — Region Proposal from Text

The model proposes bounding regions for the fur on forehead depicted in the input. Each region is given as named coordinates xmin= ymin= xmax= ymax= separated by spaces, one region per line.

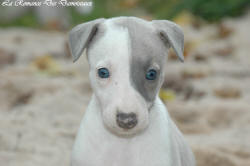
xmin=87 ymin=20 xmax=131 ymax=66
xmin=69 ymin=16 xmax=184 ymax=63
xmin=85 ymin=17 xmax=169 ymax=102
xmin=112 ymin=17 xmax=168 ymax=102
xmin=87 ymin=17 xmax=169 ymax=68
xmin=88 ymin=17 xmax=168 ymax=59
xmin=113 ymin=17 xmax=168 ymax=64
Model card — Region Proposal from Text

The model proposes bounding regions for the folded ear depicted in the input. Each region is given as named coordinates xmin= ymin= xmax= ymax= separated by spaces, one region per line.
xmin=152 ymin=20 xmax=184 ymax=62
xmin=68 ymin=18 xmax=105 ymax=62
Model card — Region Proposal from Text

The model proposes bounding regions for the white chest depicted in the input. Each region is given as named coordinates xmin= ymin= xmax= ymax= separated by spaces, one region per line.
xmin=71 ymin=98 xmax=174 ymax=166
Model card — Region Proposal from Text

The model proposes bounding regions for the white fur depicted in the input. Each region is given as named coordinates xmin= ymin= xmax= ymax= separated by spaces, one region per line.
xmin=87 ymin=21 xmax=149 ymax=136
xmin=72 ymin=96 xmax=173 ymax=166
xmin=71 ymin=20 xmax=195 ymax=166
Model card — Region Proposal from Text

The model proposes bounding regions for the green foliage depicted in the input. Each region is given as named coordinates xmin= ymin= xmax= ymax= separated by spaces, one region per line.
xmin=70 ymin=0 xmax=142 ymax=26
xmin=0 ymin=10 xmax=39 ymax=28
xmin=139 ymin=0 xmax=250 ymax=21
xmin=188 ymin=0 xmax=250 ymax=21
xmin=70 ymin=0 xmax=110 ymax=25
xmin=0 ymin=0 xmax=249 ymax=28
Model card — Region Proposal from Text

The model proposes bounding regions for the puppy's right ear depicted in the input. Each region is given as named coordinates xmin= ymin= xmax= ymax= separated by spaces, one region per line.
xmin=68 ymin=18 xmax=105 ymax=62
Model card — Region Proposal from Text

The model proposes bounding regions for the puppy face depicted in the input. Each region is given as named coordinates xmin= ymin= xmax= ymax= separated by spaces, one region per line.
xmin=69 ymin=17 xmax=184 ymax=137
xmin=87 ymin=19 xmax=167 ymax=136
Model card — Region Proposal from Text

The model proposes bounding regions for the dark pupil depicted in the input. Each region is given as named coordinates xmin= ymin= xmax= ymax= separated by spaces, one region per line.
xmin=146 ymin=69 xmax=157 ymax=80
xmin=98 ymin=68 xmax=109 ymax=78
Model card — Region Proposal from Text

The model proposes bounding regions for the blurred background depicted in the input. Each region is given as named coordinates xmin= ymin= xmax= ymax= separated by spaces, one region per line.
xmin=0 ymin=0 xmax=250 ymax=166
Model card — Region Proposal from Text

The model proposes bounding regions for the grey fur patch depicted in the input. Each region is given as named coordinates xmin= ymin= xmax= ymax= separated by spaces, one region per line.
xmin=69 ymin=17 xmax=184 ymax=103
xmin=68 ymin=18 xmax=105 ymax=62
xmin=152 ymin=20 xmax=185 ymax=62
xmin=114 ymin=17 xmax=167 ymax=102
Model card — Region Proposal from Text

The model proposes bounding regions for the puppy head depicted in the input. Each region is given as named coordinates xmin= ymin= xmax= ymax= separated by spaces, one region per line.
xmin=68 ymin=17 xmax=184 ymax=136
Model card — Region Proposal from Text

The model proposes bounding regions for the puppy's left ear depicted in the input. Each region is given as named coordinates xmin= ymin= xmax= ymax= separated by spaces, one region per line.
xmin=68 ymin=18 xmax=105 ymax=62
xmin=152 ymin=20 xmax=184 ymax=62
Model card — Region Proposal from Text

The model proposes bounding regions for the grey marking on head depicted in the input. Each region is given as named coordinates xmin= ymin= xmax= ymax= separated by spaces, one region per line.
xmin=69 ymin=17 xmax=184 ymax=103
xmin=113 ymin=17 xmax=184 ymax=103
xmin=114 ymin=17 xmax=167 ymax=102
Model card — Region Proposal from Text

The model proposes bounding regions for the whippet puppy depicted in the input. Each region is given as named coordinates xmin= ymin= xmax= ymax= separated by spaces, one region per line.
xmin=68 ymin=17 xmax=195 ymax=166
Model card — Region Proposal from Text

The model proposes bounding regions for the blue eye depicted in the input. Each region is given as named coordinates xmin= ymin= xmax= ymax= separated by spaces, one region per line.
xmin=146 ymin=69 xmax=157 ymax=80
xmin=98 ymin=68 xmax=110 ymax=78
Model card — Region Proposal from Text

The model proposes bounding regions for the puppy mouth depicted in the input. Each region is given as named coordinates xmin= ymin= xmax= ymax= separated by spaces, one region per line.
xmin=117 ymin=119 xmax=138 ymax=130
xmin=103 ymin=118 xmax=149 ymax=138
xmin=110 ymin=128 xmax=145 ymax=138
xmin=101 ymin=106 xmax=151 ymax=137
xmin=104 ymin=123 xmax=138 ymax=136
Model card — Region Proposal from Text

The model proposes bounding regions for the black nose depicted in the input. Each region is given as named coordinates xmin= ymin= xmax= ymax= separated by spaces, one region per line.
xmin=116 ymin=112 xmax=137 ymax=129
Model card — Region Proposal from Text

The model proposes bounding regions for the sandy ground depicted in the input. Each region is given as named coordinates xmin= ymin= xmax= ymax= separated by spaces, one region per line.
xmin=0 ymin=13 xmax=250 ymax=166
